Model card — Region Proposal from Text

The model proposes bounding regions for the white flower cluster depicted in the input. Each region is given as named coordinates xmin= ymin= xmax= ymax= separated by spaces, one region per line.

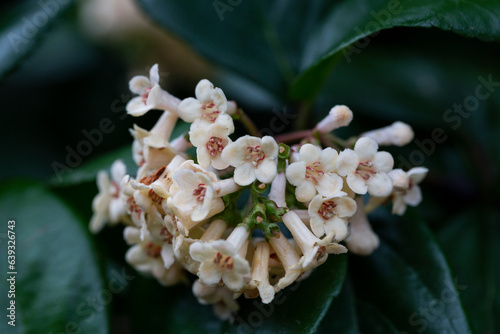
xmin=90 ymin=65 xmax=428 ymax=319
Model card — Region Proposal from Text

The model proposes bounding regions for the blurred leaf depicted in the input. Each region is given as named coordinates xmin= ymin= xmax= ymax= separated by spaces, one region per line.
xmin=50 ymin=120 xmax=190 ymax=187
xmin=49 ymin=145 xmax=135 ymax=187
xmin=137 ymin=0 xmax=500 ymax=101
xmin=223 ymin=254 xmax=347 ymax=333
xmin=291 ymin=0 xmax=500 ymax=99
xmin=0 ymin=0 xmax=75 ymax=80
xmin=437 ymin=208 xmax=500 ymax=334
xmin=128 ymin=277 xmax=223 ymax=334
xmin=0 ymin=180 xmax=108 ymax=334
xmin=350 ymin=214 xmax=473 ymax=334
xmin=357 ymin=301 xmax=400 ymax=334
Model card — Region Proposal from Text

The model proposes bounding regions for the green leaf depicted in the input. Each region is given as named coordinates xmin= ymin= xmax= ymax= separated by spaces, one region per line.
xmin=317 ymin=280 xmax=359 ymax=334
xmin=0 ymin=180 xmax=108 ymax=334
xmin=137 ymin=0 xmax=500 ymax=100
xmin=356 ymin=301 xmax=400 ymax=334
xmin=291 ymin=0 xmax=500 ymax=99
xmin=50 ymin=120 xmax=190 ymax=187
xmin=436 ymin=208 xmax=500 ymax=334
xmin=0 ymin=0 xmax=75 ymax=81
xmin=49 ymin=145 xmax=135 ymax=187
xmin=223 ymin=254 xmax=347 ymax=333
xmin=350 ymin=213 xmax=473 ymax=334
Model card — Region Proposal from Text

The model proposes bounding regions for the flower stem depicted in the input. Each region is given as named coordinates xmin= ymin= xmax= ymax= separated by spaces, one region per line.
xmin=234 ymin=108 xmax=260 ymax=137
xmin=275 ymin=129 xmax=313 ymax=143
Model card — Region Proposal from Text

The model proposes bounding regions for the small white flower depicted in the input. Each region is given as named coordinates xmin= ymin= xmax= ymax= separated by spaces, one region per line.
xmin=282 ymin=211 xmax=347 ymax=272
xmin=286 ymin=144 xmax=343 ymax=202
xmin=124 ymin=224 xmax=186 ymax=286
xmin=177 ymin=79 xmax=234 ymax=133
xmin=190 ymin=226 xmax=251 ymax=291
xmin=314 ymin=105 xmax=353 ymax=134
xmin=308 ymin=193 xmax=357 ymax=240
xmin=392 ymin=167 xmax=428 ymax=215
xmin=189 ymin=123 xmax=232 ymax=170
xmin=345 ymin=197 xmax=379 ymax=255
xmin=337 ymin=137 xmax=394 ymax=197
xmin=221 ymin=135 xmax=278 ymax=186
xmin=192 ymin=279 xmax=239 ymax=320
xmin=361 ymin=121 xmax=414 ymax=147
xmin=90 ymin=160 xmax=129 ymax=233
xmin=126 ymin=64 xmax=180 ymax=116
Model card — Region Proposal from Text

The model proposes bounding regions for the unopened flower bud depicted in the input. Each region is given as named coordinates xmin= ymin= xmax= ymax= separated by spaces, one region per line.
xmin=315 ymin=105 xmax=353 ymax=134
xmin=362 ymin=121 xmax=414 ymax=147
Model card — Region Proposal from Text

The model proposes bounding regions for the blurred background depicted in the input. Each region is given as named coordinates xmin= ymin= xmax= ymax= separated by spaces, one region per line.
xmin=0 ymin=0 xmax=499 ymax=333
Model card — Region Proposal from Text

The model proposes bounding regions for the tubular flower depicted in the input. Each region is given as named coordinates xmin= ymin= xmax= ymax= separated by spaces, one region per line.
xmin=286 ymin=144 xmax=343 ymax=202
xmin=337 ymin=137 xmax=394 ymax=197
xmin=361 ymin=121 xmax=414 ymax=147
xmin=345 ymin=197 xmax=380 ymax=256
xmin=126 ymin=64 xmax=180 ymax=116
xmin=189 ymin=123 xmax=232 ymax=170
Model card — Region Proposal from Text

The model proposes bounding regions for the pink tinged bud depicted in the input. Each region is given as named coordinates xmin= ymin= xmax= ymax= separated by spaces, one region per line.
xmin=362 ymin=121 xmax=414 ymax=147
xmin=269 ymin=172 xmax=287 ymax=208
xmin=315 ymin=105 xmax=353 ymax=134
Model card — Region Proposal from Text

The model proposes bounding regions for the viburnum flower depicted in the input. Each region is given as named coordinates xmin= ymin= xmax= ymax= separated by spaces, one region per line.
xmin=286 ymin=144 xmax=343 ymax=202
xmin=337 ymin=137 xmax=394 ymax=197
xmin=247 ymin=241 xmax=275 ymax=304
xmin=189 ymin=123 xmax=232 ymax=170
xmin=268 ymin=233 xmax=302 ymax=291
xmin=392 ymin=167 xmax=428 ymax=215
xmin=221 ymin=135 xmax=278 ymax=186
xmin=361 ymin=121 xmax=414 ymax=147
xmin=177 ymin=79 xmax=235 ymax=133
xmin=189 ymin=226 xmax=251 ymax=291
xmin=124 ymin=224 xmax=186 ymax=286
xmin=90 ymin=159 xmax=130 ymax=233
xmin=282 ymin=211 xmax=347 ymax=272
xmin=308 ymin=193 xmax=357 ymax=240
xmin=126 ymin=64 xmax=181 ymax=116
xmin=345 ymin=197 xmax=379 ymax=255
xmin=192 ymin=279 xmax=239 ymax=320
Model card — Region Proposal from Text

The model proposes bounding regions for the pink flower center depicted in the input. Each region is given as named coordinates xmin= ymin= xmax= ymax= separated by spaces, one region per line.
xmin=305 ymin=161 xmax=324 ymax=184
xmin=193 ymin=183 xmax=207 ymax=202
xmin=213 ymin=252 xmax=234 ymax=271
xmin=246 ymin=145 xmax=265 ymax=167
xmin=206 ymin=136 xmax=224 ymax=157
xmin=318 ymin=200 xmax=337 ymax=220
xmin=201 ymin=102 xmax=221 ymax=122
xmin=144 ymin=242 xmax=162 ymax=258
xmin=141 ymin=87 xmax=152 ymax=105
xmin=356 ymin=161 xmax=376 ymax=180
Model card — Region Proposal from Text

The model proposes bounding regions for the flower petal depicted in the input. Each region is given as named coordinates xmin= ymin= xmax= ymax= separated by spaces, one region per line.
xmin=336 ymin=149 xmax=359 ymax=176
xmin=373 ymin=151 xmax=394 ymax=173
xmin=299 ymin=144 xmax=320 ymax=163
xmin=178 ymin=97 xmax=202 ymax=122
xmin=234 ymin=163 xmax=256 ymax=186
xmin=129 ymin=75 xmax=150 ymax=95
xmin=316 ymin=173 xmax=343 ymax=197
xmin=296 ymin=181 xmax=317 ymax=202
xmin=309 ymin=215 xmax=326 ymax=237
xmin=408 ymin=167 xmax=428 ymax=185
xmin=319 ymin=147 xmax=338 ymax=172
xmin=198 ymin=262 xmax=222 ymax=286
xmin=346 ymin=173 xmax=367 ymax=194
xmin=405 ymin=185 xmax=422 ymax=206
xmin=367 ymin=172 xmax=393 ymax=197
xmin=286 ymin=161 xmax=306 ymax=186
xmin=255 ymin=159 xmax=277 ymax=184
xmin=126 ymin=96 xmax=151 ymax=116
xmin=354 ymin=137 xmax=378 ymax=161
xmin=324 ymin=216 xmax=348 ymax=241
xmin=195 ymin=79 xmax=215 ymax=103
xmin=149 ymin=64 xmax=160 ymax=85
xmin=262 ymin=136 xmax=279 ymax=158
xmin=161 ymin=244 xmax=175 ymax=269
xmin=334 ymin=196 xmax=357 ymax=218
